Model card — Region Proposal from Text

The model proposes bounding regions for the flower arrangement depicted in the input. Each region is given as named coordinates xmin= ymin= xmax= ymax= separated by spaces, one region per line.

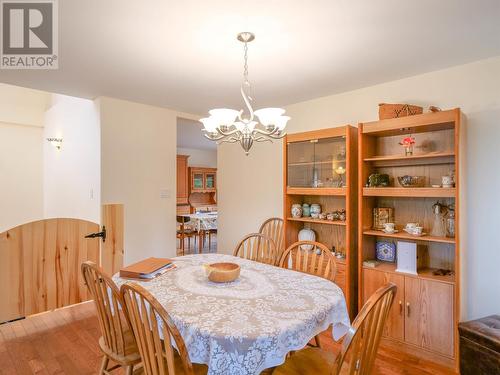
xmin=399 ymin=136 xmax=416 ymax=156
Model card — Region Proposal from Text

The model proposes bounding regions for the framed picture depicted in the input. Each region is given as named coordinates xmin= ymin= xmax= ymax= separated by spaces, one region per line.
xmin=373 ymin=207 xmax=394 ymax=230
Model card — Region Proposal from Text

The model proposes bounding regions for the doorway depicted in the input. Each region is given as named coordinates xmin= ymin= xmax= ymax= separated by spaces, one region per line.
xmin=176 ymin=118 xmax=218 ymax=254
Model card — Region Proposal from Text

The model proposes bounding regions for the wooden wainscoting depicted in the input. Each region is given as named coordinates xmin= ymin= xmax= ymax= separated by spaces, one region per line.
xmin=0 ymin=218 xmax=99 ymax=323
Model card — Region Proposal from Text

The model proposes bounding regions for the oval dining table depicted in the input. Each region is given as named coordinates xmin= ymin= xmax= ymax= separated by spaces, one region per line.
xmin=113 ymin=253 xmax=351 ymax=375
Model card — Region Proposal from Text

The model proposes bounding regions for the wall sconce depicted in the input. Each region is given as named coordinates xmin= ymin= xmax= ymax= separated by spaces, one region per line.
xmin=47 ymin=137 xmax=63 ymax=150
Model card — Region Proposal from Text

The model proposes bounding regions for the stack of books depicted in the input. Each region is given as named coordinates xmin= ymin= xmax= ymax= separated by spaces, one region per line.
xmin=119 ymin=257 xmax=175 ymax=280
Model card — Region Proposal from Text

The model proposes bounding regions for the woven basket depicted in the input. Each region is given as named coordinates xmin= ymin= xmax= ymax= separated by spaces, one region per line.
xmin=378 ymin=103 xmax=423 ymax=120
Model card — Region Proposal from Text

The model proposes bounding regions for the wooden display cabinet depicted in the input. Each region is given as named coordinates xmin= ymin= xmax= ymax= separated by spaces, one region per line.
xmin=283 ymin=125 xmax=358 ymax=316
xmin=188 ymin=167 xmax=217 ymax=212
xmin=358 ymin=108 xmax=464 ymax=369
xmin=190 ymin=167 xmax=217 ymax=192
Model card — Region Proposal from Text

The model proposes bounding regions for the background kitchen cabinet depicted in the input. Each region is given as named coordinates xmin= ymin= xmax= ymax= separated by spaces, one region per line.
xmin=177 ymin=155 xmax=189 ymax=203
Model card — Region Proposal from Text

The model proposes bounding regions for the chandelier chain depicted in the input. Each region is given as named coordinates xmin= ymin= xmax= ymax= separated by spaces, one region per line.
xmin=243 ymin=41 xmax=249 ymax=85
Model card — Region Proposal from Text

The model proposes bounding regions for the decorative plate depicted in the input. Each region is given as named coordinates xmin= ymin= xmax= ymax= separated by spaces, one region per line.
xmin=376 ymin=241 xmax=396 ymax=262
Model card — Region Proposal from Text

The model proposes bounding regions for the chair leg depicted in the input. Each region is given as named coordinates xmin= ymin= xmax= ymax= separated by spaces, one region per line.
xmin=99 ymin=356 xmax=109 ymax=375
xmin=125 ymin=365 xmax=134 ymax=375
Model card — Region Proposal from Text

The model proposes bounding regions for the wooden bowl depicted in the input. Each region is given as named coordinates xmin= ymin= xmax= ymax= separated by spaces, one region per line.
xmin=204 ymin=262 xmax=240 ymax=283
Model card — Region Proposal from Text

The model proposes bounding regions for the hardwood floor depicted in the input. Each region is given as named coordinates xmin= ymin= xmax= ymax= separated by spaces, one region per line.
xmin=0 ymin=302 xmax=457 ymax=375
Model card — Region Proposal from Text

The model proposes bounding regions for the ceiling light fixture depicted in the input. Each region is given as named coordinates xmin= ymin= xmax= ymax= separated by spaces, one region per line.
xmin=200 ymin=32 xmax=289 ymax=155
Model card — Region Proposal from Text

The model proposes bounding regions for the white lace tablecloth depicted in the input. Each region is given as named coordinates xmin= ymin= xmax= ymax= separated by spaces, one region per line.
xmin=113 ymin=254 xmax=350 ymax=375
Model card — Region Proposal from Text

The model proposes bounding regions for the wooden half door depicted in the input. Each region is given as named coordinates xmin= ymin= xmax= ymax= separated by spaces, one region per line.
xmin=0 ymin=218 xmax=99 ymax=323
xmin=363 ymin=269 xmax=404 ymax=341
xmin=101 ymin=204 xmax=124 ymax=276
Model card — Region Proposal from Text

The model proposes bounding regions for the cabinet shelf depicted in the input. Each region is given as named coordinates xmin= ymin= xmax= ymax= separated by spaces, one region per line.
xmin=287 ymin=217 xmax=347 ymax=226
xmin=287 ymin=187 xmax=346 ymax=196
xmin=363 ymin=230 xmax=455 ymax=244
xmin=363 ymin=152 xmax=455 ymax=166
xmin=288 ymin=159 xmax=346 ymax=167
xmin=363 ymin=262 xmax=455 ymax=284
xmin=363 ymin=187 xmax=455 ymax=198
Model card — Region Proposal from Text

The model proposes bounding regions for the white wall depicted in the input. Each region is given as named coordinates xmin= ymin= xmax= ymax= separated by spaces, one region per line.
xmin=177 ymin=147 xmax=217 ymax=168
xmin=0 ymin=123 xmax=44 ymax=232
xmin=0 ymin=83 xmax=49 ymax=128
xmin=218 ymin=56 xmax=500 ymax=320
xmin=43 ymin=94 xmax=100 ymax=223
xmin=99 ymin=97 xmax=197 ymax=265
xmin=0 ymin=84 xmax=49 ymax=232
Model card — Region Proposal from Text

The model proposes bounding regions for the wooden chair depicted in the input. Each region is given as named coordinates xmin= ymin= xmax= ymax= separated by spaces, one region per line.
xmin=259 ymin=218 xmax=284 ymax=265
xmin=233 ymin=233 xmax=277 ymax=265
xmin=177 ymin=216 xmax=196 ymax=255
xmin=279 ymin=240 xmax=337 ymax=347
xmin=81 ymin=261 xmax=141 ymax=375
xmin=279 ymin=240 xmax=337 ymax=281
xmin=120 ymin=282 xmax=208 ymax=375
xmin=273 ymin=283 xmax=397 ymax=375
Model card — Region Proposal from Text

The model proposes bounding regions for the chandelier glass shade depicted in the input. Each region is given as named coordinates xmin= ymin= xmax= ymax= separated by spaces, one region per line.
xmin=200 ymin=32 xmax=289 ymax=154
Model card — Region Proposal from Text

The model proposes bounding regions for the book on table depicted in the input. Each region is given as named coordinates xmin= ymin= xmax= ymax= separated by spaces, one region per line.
xmin=119 ymin=257 xmax=174 ymax=279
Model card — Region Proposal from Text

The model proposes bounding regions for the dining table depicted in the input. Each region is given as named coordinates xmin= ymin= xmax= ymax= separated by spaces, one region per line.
xmin=113 ymin=253 xmax=351 ymax=375
xmin=180 ymin=212 xmax=218 ymax=253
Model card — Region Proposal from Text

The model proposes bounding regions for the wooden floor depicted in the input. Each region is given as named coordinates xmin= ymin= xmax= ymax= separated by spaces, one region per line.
xmin=0 ymin=301 xmax=457 ymax=375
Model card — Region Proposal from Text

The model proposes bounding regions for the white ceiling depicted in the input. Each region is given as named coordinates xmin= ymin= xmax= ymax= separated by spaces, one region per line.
xmin=177 ymin=118 xmax=216 ymax=150
xmin=1 ymin=0 xmax=500 ymax=115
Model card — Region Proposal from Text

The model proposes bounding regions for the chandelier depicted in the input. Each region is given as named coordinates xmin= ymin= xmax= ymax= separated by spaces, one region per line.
xmin=199 ymin=32 xmax=290 ymax=155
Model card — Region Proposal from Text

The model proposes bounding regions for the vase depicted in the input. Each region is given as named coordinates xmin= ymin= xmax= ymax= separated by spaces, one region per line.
xmin=404 ymin=145 xmax=413 ymax=156
xmin=302 ymin=203 xmax=310 ymax=217
xmin=298 ymin=228 xmax=316 ymax=250
xmin=291 ymin=204 xmax=302 ymax=218
xmin=310 ymin=204 xmax=321 ymax=217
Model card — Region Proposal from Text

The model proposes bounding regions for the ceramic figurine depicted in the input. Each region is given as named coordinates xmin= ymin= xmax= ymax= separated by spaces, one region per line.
xmin=339 ymin=209 xmax=346 ymax=221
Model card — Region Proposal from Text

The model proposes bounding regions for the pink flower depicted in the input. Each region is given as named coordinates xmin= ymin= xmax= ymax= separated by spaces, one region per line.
xmin=399 ymin=136 xmax=415 ymax=146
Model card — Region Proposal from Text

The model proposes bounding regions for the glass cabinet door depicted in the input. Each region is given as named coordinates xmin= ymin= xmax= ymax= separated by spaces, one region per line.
xmin=205 ymin=172 xmax=216 ymax=189
xmin=192 ymin=172 xmax=204 ymax=190
xmin=287 ymin=140 xmax=315 ymax=187
xmin=287 ymin=136 xmax=346 ymax=188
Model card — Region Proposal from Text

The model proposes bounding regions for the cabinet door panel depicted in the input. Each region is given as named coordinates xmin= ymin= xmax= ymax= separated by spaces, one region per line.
xmin=363 ymin=269 xmax=404 ymax=341
xmin=334 ymin=263 xmax=346 ymax=296
xmin=404 ymin=278 xmax=454 ymax=356
xmin=404 ymin=277 xmax=422 ymax=347
xmin=420 ymin=280 xmax=454 ymax=357
xmin=204 ymin=172 xmax=216 ymax=190
xmin=192 ymin=171 xmax=204 ymax=191
xmin=176 ymin=156 xmax=189 ymax=203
